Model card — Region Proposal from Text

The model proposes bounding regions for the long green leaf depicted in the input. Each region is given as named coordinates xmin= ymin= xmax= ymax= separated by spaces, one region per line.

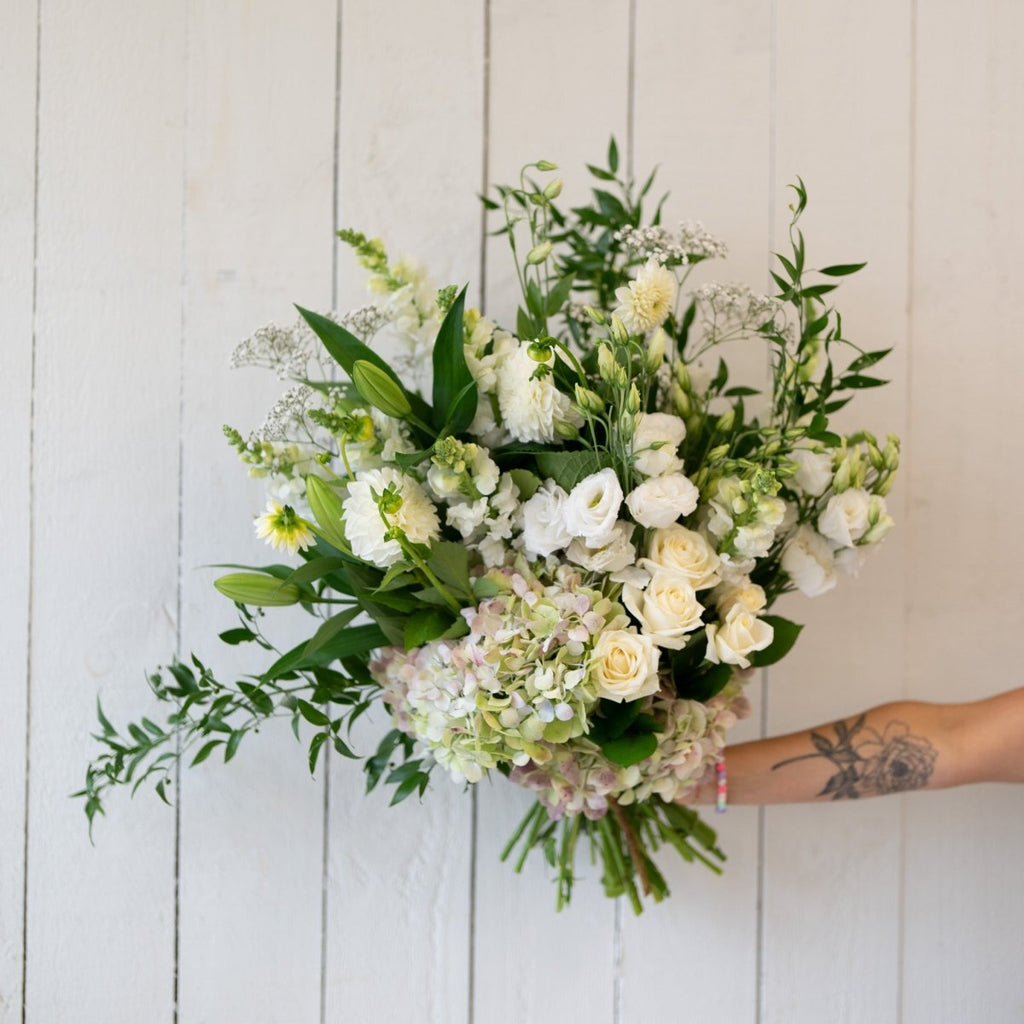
xmin=431 ymin=286 xmax=476 ymax=433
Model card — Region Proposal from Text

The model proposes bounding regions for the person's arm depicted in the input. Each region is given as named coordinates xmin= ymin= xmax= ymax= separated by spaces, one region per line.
xmin=694 ymin=687 xmax=1024 ymax=806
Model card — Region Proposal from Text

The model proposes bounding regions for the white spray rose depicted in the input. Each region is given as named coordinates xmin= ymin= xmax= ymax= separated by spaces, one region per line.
xmin=705 ymin=605 xmax=774 ymax=669
xmin=520 ymin=481 xmax=575 ymax=557
xmin=712 ymin=577 xmax=767 ymax=617
xmin=590 ymin=630 xmax=661 ymax=703
xmin=564 ymin=468 xmax=624 ymax=546
xmin=782 ymin=525 xmax=837 ymax=597
xmin=632 ymin=412 xmax=686 ymax=478
xmin=791 ymin=448 xmax=834 ymax=497
xmin=642 ymin=525 xmax=721 ymax=590
xmin=343 ymin=467 xmax=440 ymax=568
xmin=623 ymin=570 xmax=705 ymax=650
xmin=566 ymin=520 xmax=636 ymax=573
xmin=818 ymin=487 xmax=871 ymax=547
xmin=625 ymin=473 xmax=700 ymax=529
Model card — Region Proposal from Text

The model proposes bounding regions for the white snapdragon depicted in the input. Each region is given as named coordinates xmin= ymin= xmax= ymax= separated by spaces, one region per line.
xmin=564 ymin=469 xmax=624 ymax=546
xmin=343 ymin=467 xmax=440 ymax=568
xmin=705 ymin=606 xmax=774 ymax=669
xmin=625 ymin=473 xmax=699 ymax=529
xmin=589 ymin=630 xmax=661 ymax=702
xmin=782 ymin=525 xmax=837 ymax=597
xmin=818 ymin=487 xmax=871 ymax=547
xmin=521 ymin=481 xmax=575 ymax=558
xmin=623 ymin=570 xmax=705 ymax=650
xmin=632 ymin=412 xmax=687 ymax=478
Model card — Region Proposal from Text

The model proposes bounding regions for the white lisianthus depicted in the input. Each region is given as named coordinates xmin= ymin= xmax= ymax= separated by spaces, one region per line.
xmin=834 ymin=545 xmax=866 ymax=577
xmin=590 ymin=629 xmax=661 ymax=702
xmin=632 ymin=412 xmax=687 ymax=478
xmin=521 ymin=481 xmax=575 ymax=557
xmin=782 ymin=524 xmax=837 ymax=597
xmin=705 ymin=605 xmax=774 ymax=669
xmin=625 ymin=473 xmax=699 ymax=529
xmin=343 ymin=466 xmax=440 ymax=568
xmin=564 ymin=468 xmax=624 ymax=546
xmin=790 ymin=448 xmax=834 ymax=497
xmin=642 ymin=525 xmax=721 ymax=590
xmin=623 ymin=570 xmax=705 ymax=650
xmin=613 ymin=259 xmax=676 ymax=334
xmin=566 ymin=520 xmax=636 ymax=573
xmin=818 ymin=487 xmax=871 ymax=547
xmin=496 ymin=345 xmax=577 ymax=443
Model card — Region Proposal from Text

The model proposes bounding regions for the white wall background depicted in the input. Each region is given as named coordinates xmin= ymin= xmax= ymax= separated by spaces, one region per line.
xmin=2 ymin=1 xmax=1023 ymax=1022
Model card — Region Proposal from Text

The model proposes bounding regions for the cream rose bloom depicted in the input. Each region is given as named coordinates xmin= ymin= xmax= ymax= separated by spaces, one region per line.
xmin=625 ymin=473 xmax=700 ymax=529
xmin=705 ymin=605 xmax=774 ymax=669
xmin=643 ymin=525 xmax=720 ymax=590
xmin=520 ymin=480 xmax=574 ymax=557
xmin=590 ymin=629 xmax=662 ymax=702
xmin=632 ymin=412 xmax=686 ymax=478
xmin=712 ymin=577 xmax=767 ymax=617
xmin=613 ymin=259 xmax=676 ymax=334
xmin=781 ymin=524 xmax=837 ymax=597
xmin=564 ymin=468 xmax=624 ymax=546
xmin=623 ymin=570 xmax=705 ymax=650
xmin=818 ymin=487 xmax=871 ymax=548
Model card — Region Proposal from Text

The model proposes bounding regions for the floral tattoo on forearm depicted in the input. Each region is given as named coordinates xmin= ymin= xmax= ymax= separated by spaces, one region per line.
xmin=771 ymin=715 xmax=938 ymax=799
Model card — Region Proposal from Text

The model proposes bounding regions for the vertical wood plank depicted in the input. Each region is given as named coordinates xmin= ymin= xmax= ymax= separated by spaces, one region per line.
xmin=760 ymin=3 xmax=913 ymax=1022
xmin=0 ymin=0 xmax=37 ymax=1016
xmin=322 ymin=3 xmax=481 ymax=1021
xmin=176 ymin=2 xmax=338 ymax=1020
xmin=903 ymin=3 xmax=1024 ymax=1020
xmin=25 ymin=2 xmax=185 ymax=1020
xmin=473 ymin=4 xmax=629 ymax=1022
xmin=622 ymin=3 xmax=771 ymax=1019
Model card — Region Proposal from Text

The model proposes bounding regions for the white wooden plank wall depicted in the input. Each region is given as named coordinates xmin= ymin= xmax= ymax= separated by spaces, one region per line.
xmin=3 ymin=2 xmax=1022 ymax=1022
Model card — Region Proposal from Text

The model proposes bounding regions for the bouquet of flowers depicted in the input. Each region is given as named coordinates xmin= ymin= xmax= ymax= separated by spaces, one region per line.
xmin=80 ymin=141 xmax=899 ymax=912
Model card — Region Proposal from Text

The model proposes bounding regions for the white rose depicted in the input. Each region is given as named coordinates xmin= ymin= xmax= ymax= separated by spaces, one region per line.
xmin=590 ymin=629 xmax=661 ymax=703
xmin=791 ymin=448 xmax=834 ymax=497
xmin=781 ymin=525 xmax=836 ymax=597
xmin=564 ymin=468 xmax=624 ymax=546
xmin=625 ymin=473 xmax=700 ymax=529
xmin=623 ymin=570 xmax=705 ymax=650
xmin=520 ymin=480 xmax=574 ymax=557
xmin=818 ymin=487 xmax=871 ymax=547
xmin=642 ymin=525 xmax=721 ymax=590
xmin=632 ymin=412 xmax=686 ymax=478
xmin=705 ymin=605 xmax=774 ymax=669
xmin=566 ymin=520 xmax=636 ymax=573
xmin=712 ymin=577 xmax=767 ymax=617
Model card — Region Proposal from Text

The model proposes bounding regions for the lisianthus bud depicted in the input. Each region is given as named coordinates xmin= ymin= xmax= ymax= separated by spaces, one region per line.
xmin=554 ymin=419 xmax=581 ymax=440
xmin=535 ymin=160 xmax=558 ymax=171
xmin=543 ymin=178 xmax=563 ymax=199
xmin=707 ymin=444 xmax=731 ymax=463
xmin=645 ymin=328 xmax=667 ymax=371
xmin=526 ymin=241 xmax=553 ymax=265
xmin=584 ymin=305 xmax=607 ymax=325
xmin=674 ymin=361 xmax=690 ymax=389
xmin=573 ymin=384 xmax=605 ymax=415
xmin=597 ymin=344 xmax=618 ymax=384
xmin=716 ymin=408 xmax=735 ymax=432
xmin=625 ymin=383 xmax=641 ymax=415
xmin=671 ymin=383 xmax=690 ymax=416
xmin=883 ymin=435 xmax=900 ymax=471
xmin=833 ymin=459 xmax=851 ymax=492
xmin=609 ymin=315 xmax=629 ymax=345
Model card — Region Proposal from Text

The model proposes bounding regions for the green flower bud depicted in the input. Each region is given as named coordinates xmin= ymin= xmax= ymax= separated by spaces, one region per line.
xmin=584 ymin=305 xmax=607 ymax=325
xmin=554 ymin=418 xmax=580 ymax=440
xmin=351 ymin=360 xmax=412 ymax=419
xmin=214 ymin=573 xmax=301 ymax=607
xmin=707 ymin=444 xmax=731 ymax=463
xmin=597 ymin=344 xmax=617 ymax=384
xmin=535 ymin=160 xmax=558 ymax=172
xmin=625 ymin=383 xmax=641 ymax=415
xmin=716 ymin=408 xmax=735 ymax=433
xmin=573 ymin=384 xmax=605 ymax=415
xmin=833 ymin=460 xmax=852 ymax=492
xmin=868 ymin=443 xmax=884 ymax=471
xmin=527 ymin=339 xmax=553 ymax=362
xmin=543 ymin=178 xmax=564 ymax=199
xmin=645 ymin=328 xmax=666 ymax=372
xmin=883 ymin=435 xmax=900 ymax=471
xmin=609 ymin=315 xmax=629 ymax=345
xmin=670 ymin=383 xmax=690 ymax=417
xmin=526 ymin=241 xmax=553 ymax=265
xmin=674 ymin=361 xmax=690 ymax=389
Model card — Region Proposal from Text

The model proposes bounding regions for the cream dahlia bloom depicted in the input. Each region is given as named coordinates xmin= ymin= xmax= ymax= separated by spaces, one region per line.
xmin=613 ymin=259 xmax=676 ymax=334
xmin=343 ymin=466 xmax=440 ymax=568
xmin=496 ymin=345 xmax=577 ymax=443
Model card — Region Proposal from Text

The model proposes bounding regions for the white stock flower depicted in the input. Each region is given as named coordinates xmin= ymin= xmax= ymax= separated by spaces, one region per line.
xmin=566 ymin=520 xmax=636 ymax=573
xmin=733 ymin=523 xmax=776 ymax=558
xmin=521 ymin=481 xmax=575 ymax=557
xmin=496 ymin=345 xmax=576 ymax=443
xmin=818 ymin=487 xmax=871 ymax=547
xmin=632 ymin=412 xmax=686 ymax=478
xmin=625 ymin=473 xmax=699 ymax=529
xmin=791 ymin=448 xmax=834 ymax=497
xmin=446 ymin=497 xmax=488 ymax=539
xmin=642 ymin=525 xmax=720 ymax=590
xmin=623 ymin=570 xmax=705 ymax=650
xmin=782 ymin=525 xmax=837 ymax=597
xmin=564 ymin=469 xmax=624 ymax=546
xmin=613 ymin=259 xmax=676 ymax=334
xmin=589 ymin=630 xmax=661 ymax=703
xmin=343 ymin=467 xmax=440 ymax=568
xmin=705 ymin=606 xmax=774 ymax=669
